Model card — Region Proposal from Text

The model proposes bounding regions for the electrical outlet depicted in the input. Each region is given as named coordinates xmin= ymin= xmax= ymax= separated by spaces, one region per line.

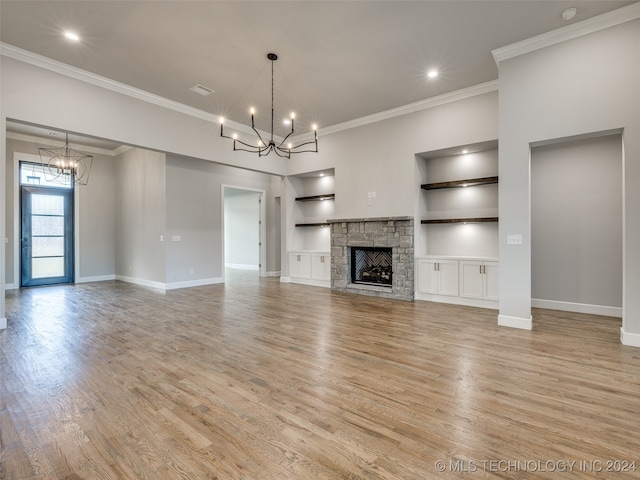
xmin=189 ymin=269 xmax=194 ymax=275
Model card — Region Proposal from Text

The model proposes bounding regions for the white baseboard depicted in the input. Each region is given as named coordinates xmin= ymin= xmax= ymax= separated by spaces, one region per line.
xmin=115 ymin=275 xmax=166 ymax=290
xmin=225 ymin=263 xmax=259 ymax=270
xmin=280 ymin=276 xmax=291 ymax=283
xmin=165 ymin=277 xmax=223 ymax=290
xmin=77 ymin=274 xmax=116 ymax=284
xmin=415 ymin=292 xmax=499 ymax=310
xmin=498 ymin=314 xmax=533 ymax=330
xmin=265 ymin=271 xmax=281 ymax=277
xmin=620 ymin=327 xmax=640 ymax=347
xmin=0 ymin=317 xmax=6 ymax=330
xmin=285 ymin=277 xmax=331 ymax=288
xmin=532 ymin=298 xmax=622 ymax=318
xmin=4 ymin=283 xmax=16 ymax=290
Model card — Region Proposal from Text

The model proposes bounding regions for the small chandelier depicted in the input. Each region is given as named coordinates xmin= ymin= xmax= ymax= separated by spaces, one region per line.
xmin=220 ymin=53 xmax=318 ymax=158
xmin=38 ymin=133 xmax=93 ymax=185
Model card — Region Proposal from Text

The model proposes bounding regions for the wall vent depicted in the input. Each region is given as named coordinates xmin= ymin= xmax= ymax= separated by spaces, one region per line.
xmin=189 ymin=84 xmax=215 ymax=96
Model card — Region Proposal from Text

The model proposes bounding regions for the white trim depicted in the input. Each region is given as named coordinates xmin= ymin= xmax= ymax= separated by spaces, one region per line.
xmin=4 ymin=283 xmax=16 ymax=290
xmin=114 ymin=275 xmax=166 ymax=290
xmin=0 ymin=318 xmax=6 ymax=330
xmin=265 ymin=270 xmax=281 ymax=277
xmin=415 ymin=291 xmax=498 ymax=310
xmin=76 ymin=275 xmax=116 ymax=283
xmin=620 ymin=327 xmax=640 ymax=348
xmin=318 ymin=81 xmax=499 ymax=138
xmin=492 ymin=2 xmax=640 ymax=64
xmin=280 ymin=276 xmax=291 ymax=283
xmin=6 ymin=131 xmax=122 ymax=157
xmin=165 ymin=277 xmax=223 ymax=290
xmin=225 ymin=263 xmax=259 ymax=270
xmin=287 ymin=277 xmax=331 ymax=288
xmin=498 ymin=314 xmax=533 ymax=330
xmin=0 ymin=43 xmax=252 ymax=135
xmin=532 ymin=298 xmax=622 ymax=318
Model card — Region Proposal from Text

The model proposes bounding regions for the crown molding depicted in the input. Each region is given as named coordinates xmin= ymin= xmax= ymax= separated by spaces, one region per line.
xmin=0 ymin=42 xmax=252 ymax=135
xmin=492 ymin=2 xmax=640 ymax=64
xmin=2 ymin=42 xmax=499 ymax=144
xmin=5 ymin=130 xmax=130 ymax=156
xmin=316 ymin=80 xmax=499 ymax=138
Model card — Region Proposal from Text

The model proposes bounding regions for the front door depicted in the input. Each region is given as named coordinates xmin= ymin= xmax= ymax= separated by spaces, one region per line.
xmin=20 ymin=186 xmax=74 ymax=287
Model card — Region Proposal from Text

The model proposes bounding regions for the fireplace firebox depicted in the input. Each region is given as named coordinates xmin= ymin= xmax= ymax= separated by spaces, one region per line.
xmin=350 ymin=247 xmax=392 ymax=287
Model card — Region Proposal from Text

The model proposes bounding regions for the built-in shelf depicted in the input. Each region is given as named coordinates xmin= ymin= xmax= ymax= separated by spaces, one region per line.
xmin=421 ymin=217 xmax=499 ymax=224
xmin=421 ymin=176 xmax=498 ymax=190
xmin=295 ymin=222 xmax=330 ymax=227
xmin=295 ymin=193 xmax=335 ymax=202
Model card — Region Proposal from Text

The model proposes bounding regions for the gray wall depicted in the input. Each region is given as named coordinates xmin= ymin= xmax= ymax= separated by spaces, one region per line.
xmin=498 ymin=18 xmax=640 ymax=342
xmin=5 ymin=137 xmax=116 ymax=285
xmin=531 ymin=134 xmax=622 ymax=310
xmin=165 ymin=155 xmax=281 ymax=282
xmin=224 ymin=188 xmax=260 ymax=268
xmin=115 ymin=147 xmax=166 ymax=284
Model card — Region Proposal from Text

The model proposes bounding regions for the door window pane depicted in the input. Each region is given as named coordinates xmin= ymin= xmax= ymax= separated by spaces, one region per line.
xmin=32 ymin=215 xmax=64 ymax=236
xmin=32 ymin=257 xmax=65 ymax=279
xmin=32 ymin=236 xmax=65 ymax=257
xmin=32 ymin=194 xmax=64 ymax=216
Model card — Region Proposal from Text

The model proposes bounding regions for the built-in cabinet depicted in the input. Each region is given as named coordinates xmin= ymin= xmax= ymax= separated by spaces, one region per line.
xmin=417 ymin=258 xmax=459 ymax=297
xmin=284 ymin=170 xmax=335 ymax=288
xmin=415 ymin=141 xmax=499 ymax=309
xmin=460 ymin=260 xmax=499 ymax=302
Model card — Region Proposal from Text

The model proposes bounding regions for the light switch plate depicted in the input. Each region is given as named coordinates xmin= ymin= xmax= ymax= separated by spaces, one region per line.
xmin=507 ymin=234 xmax=523 ymax=245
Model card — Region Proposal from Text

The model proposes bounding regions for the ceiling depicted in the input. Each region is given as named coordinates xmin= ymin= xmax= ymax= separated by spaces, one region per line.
xmin=1 ymin=0 xmax=635 ymax=149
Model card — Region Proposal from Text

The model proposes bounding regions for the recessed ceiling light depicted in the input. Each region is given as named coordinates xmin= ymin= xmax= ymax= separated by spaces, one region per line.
xmin=64 ymin=31 xmax=80 ymax=42
xmin=562 ymin=8 xmax=577 ymax=21
xmin=427 ymin=69 xmax=438 ymax=79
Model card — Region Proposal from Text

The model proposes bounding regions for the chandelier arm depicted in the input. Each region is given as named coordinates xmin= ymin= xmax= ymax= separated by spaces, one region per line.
xmin=286 ymin=139 xmax=319 ymax=151
xmin=275 ymin=130 xmax=295 ymax=149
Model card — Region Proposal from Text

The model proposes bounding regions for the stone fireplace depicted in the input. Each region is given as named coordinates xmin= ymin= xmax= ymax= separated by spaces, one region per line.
xmin=329 ymin=217 xmax=414 ymax=301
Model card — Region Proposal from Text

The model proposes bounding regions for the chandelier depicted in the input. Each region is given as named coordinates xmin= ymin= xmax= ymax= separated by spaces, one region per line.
xmin=38 ymin=133 xmax=93 ymax=186
xmin=220 ymin=53 xmax=318 ymax=158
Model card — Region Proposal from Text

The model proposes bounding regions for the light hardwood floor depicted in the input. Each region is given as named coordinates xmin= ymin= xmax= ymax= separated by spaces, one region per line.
xmin=1 ymin=270 xmax=639 ymax=479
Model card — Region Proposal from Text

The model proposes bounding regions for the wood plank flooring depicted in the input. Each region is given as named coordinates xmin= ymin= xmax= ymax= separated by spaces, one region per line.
xmin=2 ymin=270 xmax=640 ymax=479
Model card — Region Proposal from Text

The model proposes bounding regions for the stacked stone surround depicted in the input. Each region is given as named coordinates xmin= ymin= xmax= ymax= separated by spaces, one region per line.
xmin=329 ymin=217 xmax=414 ymax=301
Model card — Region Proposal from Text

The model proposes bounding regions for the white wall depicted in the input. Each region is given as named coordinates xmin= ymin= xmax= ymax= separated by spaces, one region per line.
xmin=224 ymin=188 xmax=260 ymax=268
xmin=497 ymin=18 xmax=640 ymax=344
xmin=531 ymin=134 xmax=622 ymax=314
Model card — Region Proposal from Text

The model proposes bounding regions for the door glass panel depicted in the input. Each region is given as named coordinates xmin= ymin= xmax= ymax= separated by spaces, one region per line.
xmin=32 ymin=194 xmax=64 ymax=215
xmin=32 ymin=257 xmax=65 ymax=279
xmin=32 ymin=216 xmax=65 ymax=236
xmin=32 ymin=236 xmax=65 ymax=257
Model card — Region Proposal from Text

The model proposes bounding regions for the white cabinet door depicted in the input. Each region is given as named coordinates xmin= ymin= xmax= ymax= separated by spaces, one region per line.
xmin=417 ymin=258 xmax=458 ymax=296
xmin=437 ymin=260 xmax=459 ymax=297
xmin=289 ymin=253 xmax=311 ymax=279
xmin=460 ymin=261 xmax=484 ymax=299
xmin=483 ymin=261 xmax=499 ymax=301
xmin=417 ymin=259 xmax=438 ymax=294
xmin=460 ymin=260 xmax=499 ymax=301
xmin=311 ymin=253 xmax=331 ymax=281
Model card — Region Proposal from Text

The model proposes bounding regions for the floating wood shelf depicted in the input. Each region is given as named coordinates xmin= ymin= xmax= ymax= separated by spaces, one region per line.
xmin=421 ymin=176 xmax=498 ymax=191
xmin=421 ymin=217 xmax=499 ymax=224
xmin=295 ymin=222 xmax=330 ymax=227
xmin=295 ymin=193 xmax=335 ymax=202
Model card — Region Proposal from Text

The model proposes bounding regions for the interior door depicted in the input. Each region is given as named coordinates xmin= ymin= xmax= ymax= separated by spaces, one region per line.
xmin=21 ymin=186 xmax=74 ymax=287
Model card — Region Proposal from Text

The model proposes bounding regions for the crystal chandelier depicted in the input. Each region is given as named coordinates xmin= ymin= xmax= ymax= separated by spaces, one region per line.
xmin=220 ymin=53 xmax=318 ymax=158
xmin=38 ymin=133 xmax=93 ymax=185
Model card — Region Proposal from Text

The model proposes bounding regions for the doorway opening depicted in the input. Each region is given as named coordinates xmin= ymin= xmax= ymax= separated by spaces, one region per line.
xmin=19 ymin=162 xmax=75 ymax=287
xmin=222 ymin=186 xmax=265 ymax=281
